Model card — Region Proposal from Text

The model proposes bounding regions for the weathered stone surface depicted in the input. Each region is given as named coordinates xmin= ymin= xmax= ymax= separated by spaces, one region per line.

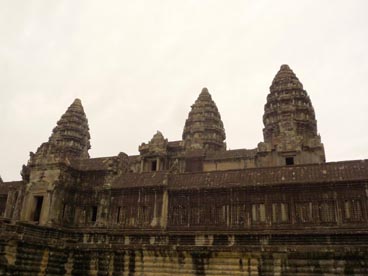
xmin=1 ymin=222 xmax=368 ymax=275
xmin=259 ymin=65 xmax=325 ymax=167
xmin=31 ymin=98 xmax=91 ymax=164
xmin=183 ymin=88 xmax=226 ymax=152
xmin=0 ymin=65 xmax=367 ymax=275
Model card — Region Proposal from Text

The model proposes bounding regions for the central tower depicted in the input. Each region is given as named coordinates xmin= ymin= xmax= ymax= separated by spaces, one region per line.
xmin=182 ymin=88 xmax=226 ymax=152
xmin=258 ymin=65 xmax=325 ymax=166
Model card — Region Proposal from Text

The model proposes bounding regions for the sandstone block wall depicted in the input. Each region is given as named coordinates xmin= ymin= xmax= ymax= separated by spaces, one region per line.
xmin=1 ymin=222 xmax=368 ymax=275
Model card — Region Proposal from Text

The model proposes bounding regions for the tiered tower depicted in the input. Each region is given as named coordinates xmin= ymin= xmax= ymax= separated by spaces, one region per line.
xmin=258 ymin=65 xmax=325 ymax=166
xmin=18 ymin=99 xmax=91 ymax=225
xmin=183 ymin=88 xmax=226 ymax=152
xmin=139 ymin=131 xmax=169 ymax=172
xmin=31 ymin=99 xmax=91 ymax=163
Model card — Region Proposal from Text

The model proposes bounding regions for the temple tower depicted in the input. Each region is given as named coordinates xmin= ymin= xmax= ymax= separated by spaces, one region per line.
xmin=139 ymin=131 xmax=168 ymax=172
xmin=31 ymin=98 xmax=91 ymax=163
xmin=19 ymin=99 xmax=91 ymax=226
xmin=183 ymin=88 xmax=226 ymax=152
xmin=258 ymin=65 xmax=325 ymax=166
xmin=48 ymin=98 xmax=90 ymax=159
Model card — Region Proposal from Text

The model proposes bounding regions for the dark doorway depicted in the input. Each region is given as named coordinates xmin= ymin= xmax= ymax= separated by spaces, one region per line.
xmin=62 ymin=204 xmax=67 ymax=219
xmin=151 ymin=160 xmax=157 ymax=171
xmin=91 ymin=206 xmax=98 ymax=222
xmin=116 ymin=206 xmax=121 ymax=223
xmin=285 ymin=157 xmax=294 ymax=165
xmin=33 ymin=196 xmax=44 ymax=222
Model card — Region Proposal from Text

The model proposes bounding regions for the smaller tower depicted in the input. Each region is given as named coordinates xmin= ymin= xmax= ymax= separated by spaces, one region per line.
xmin=20 ymin=99 xmax=91 ymax=226
xmin=183 ymin=88 xmax=226 ymax=152
xmin=258 ymin=65 xmax=325 ymax=166
xmin=48 ymin=98 xmax=90 ymax=159
xmin=31 ymin=98 xmax=91 ymax=164
xmin=139 ymin=131 xmax=168 ymax=172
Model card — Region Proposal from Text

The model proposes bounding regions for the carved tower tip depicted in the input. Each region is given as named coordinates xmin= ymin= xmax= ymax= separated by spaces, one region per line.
xmin=201 ymin=87 xmax=209 ymax=94
xmin=31 ymin=99 xmax=91 ymax=162
xmin=183 ymin=88 xmax=226 ymax=152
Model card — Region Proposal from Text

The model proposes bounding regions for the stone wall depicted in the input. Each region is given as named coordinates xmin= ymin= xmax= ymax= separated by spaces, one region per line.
xmin=167 ymin=182 xmax=367 ymax=231
xmin=1 ymin=221 xmax=368 ymax=275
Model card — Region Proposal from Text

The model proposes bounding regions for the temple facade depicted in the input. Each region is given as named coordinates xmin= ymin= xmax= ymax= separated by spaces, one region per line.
xmin=0 ymin=65 xmax=367 ymax=275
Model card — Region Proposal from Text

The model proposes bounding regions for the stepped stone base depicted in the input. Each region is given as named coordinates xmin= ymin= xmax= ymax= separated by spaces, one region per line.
xmin=1 ymin=221 xmax=367 ymax=275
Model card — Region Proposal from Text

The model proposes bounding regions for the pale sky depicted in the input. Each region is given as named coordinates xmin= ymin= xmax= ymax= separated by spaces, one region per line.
xmin=1 ymin=0 xmax=368 ymax=181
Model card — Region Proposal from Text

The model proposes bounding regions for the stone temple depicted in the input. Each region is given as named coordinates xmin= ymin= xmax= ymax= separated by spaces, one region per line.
xmin=0 ymin=65 xmax=368 ymax=275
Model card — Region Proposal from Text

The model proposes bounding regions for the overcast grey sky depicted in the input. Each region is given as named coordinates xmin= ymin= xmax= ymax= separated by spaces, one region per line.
xmin=1 ymin=0 xmax=368 ymax=181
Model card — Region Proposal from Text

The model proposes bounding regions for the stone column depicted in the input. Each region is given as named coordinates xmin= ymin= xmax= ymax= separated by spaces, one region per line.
xmin=156 ymin=157 xmax=160 ymax=171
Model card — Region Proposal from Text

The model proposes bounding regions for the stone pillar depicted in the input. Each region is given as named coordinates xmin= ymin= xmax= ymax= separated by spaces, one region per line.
xmin=160 ymin=189 xmax=168 ymax=229
xmin=97 ymin=185 xmax=112 ymax=226
xmin=157 ymin=157 xmax=160 ymax=171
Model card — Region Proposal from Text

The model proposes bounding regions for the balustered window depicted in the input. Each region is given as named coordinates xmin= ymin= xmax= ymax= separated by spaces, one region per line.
xmin=251 ymin=203 xmax=266 ymax=223
xmin=296 ymin=202 xmax=313 ymax=223
xmin=214 ymin=205 xmax=226 ymax=225
xmin=172 ymin=205 xmax=188 ymax=225
xmin=272 ymin=203 xmax=289 ymax=223
xmin=344 ymin=199 xmax=362 ymax=222
xmin=319 ymin=201 xmax=336 ymax=223
xmin=232 ymin=204 xmax=246 ymax=226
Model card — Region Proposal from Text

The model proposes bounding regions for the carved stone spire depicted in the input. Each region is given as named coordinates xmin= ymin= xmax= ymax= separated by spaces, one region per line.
xmin=261 ymin=65 xmax=325 ymax=163
xmin=32 ymin=99 xmax=91 ymax=162
xmin=139 ymin=131 xmax=168 ymax=156
xmin=183 ymin=88 xmax=226 ymax=151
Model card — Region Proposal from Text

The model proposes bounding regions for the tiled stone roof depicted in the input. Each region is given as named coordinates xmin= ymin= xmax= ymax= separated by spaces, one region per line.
xmin=108 ymin=160 xmax=368 ymax=190
xmin=168 ymin=160 xmax=368 ymax=190
xmin=112 ymin=171 xmax=167 ymax=188
xmin=0 ymin=181 xmax=23 ymax=194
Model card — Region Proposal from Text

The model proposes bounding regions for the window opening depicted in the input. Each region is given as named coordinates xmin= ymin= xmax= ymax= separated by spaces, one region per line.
xmin=116 ymin=206 xmax=121 ymax=223
xmin=252 ymin=203 xmax=266 ymax=223
xmin=151 ymin=160 xmax=157 ymax=171
xmin=91 ymin=206 xmax=98 ymax=222
xmin=285 ymin=157 xmax=294 ymax=165
xmin=62 ymin=204 xmax=67 ymax=219
xmin=33 ymin=196 xmax=44 ymax=222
